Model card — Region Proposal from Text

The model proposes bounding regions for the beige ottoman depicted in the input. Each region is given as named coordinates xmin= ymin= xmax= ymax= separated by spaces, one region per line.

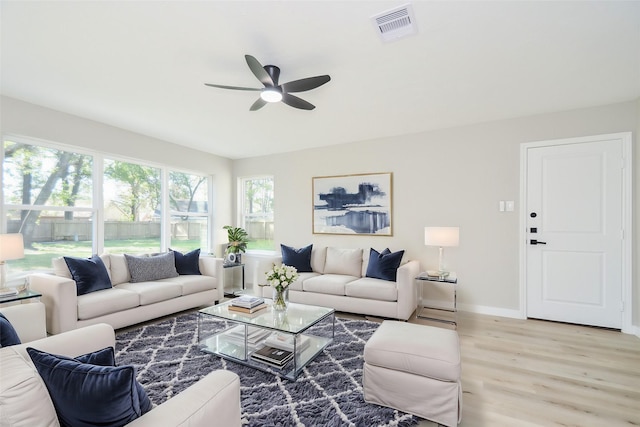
xmin=363 ymin=321 xmax=462 ymax=427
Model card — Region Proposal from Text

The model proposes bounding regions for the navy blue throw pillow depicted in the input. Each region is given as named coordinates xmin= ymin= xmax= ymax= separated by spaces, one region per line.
xmin=365 ymin=248 xmax=405 ymax=282
xmin=27 ymin=347 xmax=152 ymax=427
xmin=171 ymin=248 xmax=201 ymax=275
xmin=281 ymin=244 xmax=313 ymax=272
xmin=75 ymin=346 xmax=116 ymax=366
xmin=75 ymin=346 xmax=153 ymax=415
xmin=64 ymin=255 xmax=112 ymax=296
xmin=0 ymin=312 xmax=21 ymax=347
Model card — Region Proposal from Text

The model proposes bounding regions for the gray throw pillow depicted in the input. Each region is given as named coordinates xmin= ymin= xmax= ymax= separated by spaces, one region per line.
xmin=124 ymin=252 xmax=179 ymax=283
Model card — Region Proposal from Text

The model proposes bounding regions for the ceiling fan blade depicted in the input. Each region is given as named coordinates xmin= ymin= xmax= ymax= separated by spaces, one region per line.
xmin=250 ymin=97 xmax=268 ymax=111
xmin=245 ymin=55 xmax=274 ymax=87
xmin=281 ymin=75 xmax=331 ymax=93
xmin=204 ymin=83 xmax=261 ymax=91
xmin=282 ymin=93 xmax=315 ymax=110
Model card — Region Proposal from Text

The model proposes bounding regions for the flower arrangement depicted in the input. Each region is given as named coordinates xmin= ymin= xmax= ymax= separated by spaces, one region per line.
xmin=265 ymin=264 xmax=299 ymax=291
xmin=265 ymin=264 xmax=299 ymax=311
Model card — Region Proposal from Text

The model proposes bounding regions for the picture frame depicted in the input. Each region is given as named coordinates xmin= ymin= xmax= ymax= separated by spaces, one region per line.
xmin=312 ymin=172 xmax=392 ymax=236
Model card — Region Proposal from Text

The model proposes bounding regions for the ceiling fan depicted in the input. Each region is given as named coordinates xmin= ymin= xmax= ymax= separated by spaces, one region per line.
xmin=205 ymin=55 xmax=331 ymax=111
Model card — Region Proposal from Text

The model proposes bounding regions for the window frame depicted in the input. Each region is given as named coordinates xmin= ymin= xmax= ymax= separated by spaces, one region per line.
xmin=1 ymin=134 xmax=216 ymax=275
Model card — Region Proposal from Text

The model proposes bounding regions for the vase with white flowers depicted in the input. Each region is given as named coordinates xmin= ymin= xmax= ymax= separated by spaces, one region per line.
xmin=265 ymin=264 xmax=299 ymax=311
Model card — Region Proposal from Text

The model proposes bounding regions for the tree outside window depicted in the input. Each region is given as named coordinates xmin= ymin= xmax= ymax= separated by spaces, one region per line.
xmin=241 ymin=176 xmax=274 ymax=250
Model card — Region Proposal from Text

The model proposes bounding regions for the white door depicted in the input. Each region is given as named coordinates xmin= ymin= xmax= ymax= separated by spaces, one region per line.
xmin=525 ymin=135 xmax=626 ymax=329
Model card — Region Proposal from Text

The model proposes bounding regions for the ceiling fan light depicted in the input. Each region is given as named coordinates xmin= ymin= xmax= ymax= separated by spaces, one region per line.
xmin=260 ymin=89 xmax=283 ymax=103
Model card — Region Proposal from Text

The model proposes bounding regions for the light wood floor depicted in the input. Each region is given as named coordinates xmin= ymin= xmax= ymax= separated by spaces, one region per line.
xmin=400 ymin=311 xmax=640 ymax=427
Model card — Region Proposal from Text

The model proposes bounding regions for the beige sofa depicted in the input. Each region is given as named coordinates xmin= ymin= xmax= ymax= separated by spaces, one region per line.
xmin=0 ymin=303 xmax=241 ymax=427
xmin=28 ymin=253 xmax=223 ymax=334
xmin=260 ymin=246 xmax=420 ymax=320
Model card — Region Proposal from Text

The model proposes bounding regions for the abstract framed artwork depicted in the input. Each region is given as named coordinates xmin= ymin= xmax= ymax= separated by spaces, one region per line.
xmin=312 ymin=172 xmax=392 ymax=235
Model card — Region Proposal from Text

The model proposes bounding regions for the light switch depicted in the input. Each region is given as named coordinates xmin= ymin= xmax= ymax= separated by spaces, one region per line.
xmin=499 ymin=201 xmax=505 ymax=212
xmin=506 ymin=201 xmax=515 ymax=212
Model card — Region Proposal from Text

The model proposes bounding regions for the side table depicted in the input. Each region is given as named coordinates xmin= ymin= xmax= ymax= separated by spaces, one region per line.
xmin=223 ymin=263 xmax=245 ymax=297
xmin=0 ymin=289 xmax=42 ymax=307
xmin=415 ymin=273 xmax=457 ymax=327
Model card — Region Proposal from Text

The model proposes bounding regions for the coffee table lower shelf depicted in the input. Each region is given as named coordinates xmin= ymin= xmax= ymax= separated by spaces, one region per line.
xmin=200 ymin=333 xmax=332 ymax=380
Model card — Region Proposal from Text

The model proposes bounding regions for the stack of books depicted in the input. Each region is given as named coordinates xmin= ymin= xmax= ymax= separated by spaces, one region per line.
xmin=221 ymin=325 xmax=272 ymax=351
xmin=251 ymin=345 xmax=293 ymax=368
xmin=0 ymin=288 xmax=19 ymax=298
xmin=228 ymin=295 xmax=267 ymax=314
xmin=264 ymin=332 xmax=311 ymax=353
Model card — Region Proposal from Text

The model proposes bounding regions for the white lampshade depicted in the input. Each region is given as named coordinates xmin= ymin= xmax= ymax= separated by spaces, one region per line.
xmin=0 ymin=233 xmax=25 ymax=262
xmin=424 ymin=227 xmax=459 ymax=247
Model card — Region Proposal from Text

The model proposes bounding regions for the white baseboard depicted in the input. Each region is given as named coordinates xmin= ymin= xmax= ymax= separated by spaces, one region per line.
xmin=457 ymin=303 xmax=525 ymax=319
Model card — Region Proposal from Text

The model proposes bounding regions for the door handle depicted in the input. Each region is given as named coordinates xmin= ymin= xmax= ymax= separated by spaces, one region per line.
xmin=530 ymin=239 xmax=547 ymax=245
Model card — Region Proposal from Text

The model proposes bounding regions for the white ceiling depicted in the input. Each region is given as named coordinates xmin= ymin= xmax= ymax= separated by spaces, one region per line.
xmin=2 ymin=1 xmax=639 ymax=159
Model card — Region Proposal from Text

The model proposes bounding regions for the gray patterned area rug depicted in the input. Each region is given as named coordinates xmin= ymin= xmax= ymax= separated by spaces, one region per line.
xmin=115 ymin=311 xmax=419 ymax=427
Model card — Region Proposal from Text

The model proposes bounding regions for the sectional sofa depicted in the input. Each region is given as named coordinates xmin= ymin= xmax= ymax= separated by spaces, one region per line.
xmin=29 ymin=252 xmax=223 ymax=334
xmin=0 ymin=303 xmax=241 ymax=427
xmin=260 ymin=245 xmax=420 ymax=320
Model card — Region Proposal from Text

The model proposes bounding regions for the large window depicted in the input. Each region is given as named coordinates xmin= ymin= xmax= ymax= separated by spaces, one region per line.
xmin=103 ymin=159 xmax=162 ymax=254
xmin=3 ymin=141 xmax=95 ymax=273
xmin=241 ymin=176 xmax=274 ymax=250
xmin=168 ymin=171 xmax=209 ymax=252
xmin=1 ymin=137 xmax=213 ymax=280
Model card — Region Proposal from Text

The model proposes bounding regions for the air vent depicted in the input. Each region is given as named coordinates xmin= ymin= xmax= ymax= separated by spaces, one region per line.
xmin=371 ymin=3 xmax=418 ymax=42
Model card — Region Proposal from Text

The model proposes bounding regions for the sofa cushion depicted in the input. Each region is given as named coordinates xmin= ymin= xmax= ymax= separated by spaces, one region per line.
xmin=158 ymin=275 xmax=215 ymax=296
xmin=0 ymin=348 xmax=60 ymax=426
xmin=77 ymin=288 xmax=140 ymax=320
xmin=289 ymin=272 xmax=320 ymax=291
xmin=0 ymin=313 xmax=21 ymax=347
xmin=281 ymin=244 xmax=313 ymax=272
xmin=64 ymin=255 xmax=113 ymax=296
xmin=27 ymin=347 xmax=151 ymax=427
xmin=364 ymin=321 xmax=461 ymax=382
xmin=324 ymin=247 xmax=362 ymax=277
xmin=117 ymin=281 xmax=182 ymax=305
xmin=108 ymin=254 xmax=132 ymax=285
xmin=310 ymin=246 xmax=327 ymax=274
xmin=365 ymin=248 xmax=404 ymax=282
xmin=125 ymin=252 xmax=179 ymax=283
xmin=303 ymin=274 xmax=358 ymax=296
xmin=346 ymin=277 xmax=399 ymax=301
xmin=171 ymin=248 xmax=201 ymax=275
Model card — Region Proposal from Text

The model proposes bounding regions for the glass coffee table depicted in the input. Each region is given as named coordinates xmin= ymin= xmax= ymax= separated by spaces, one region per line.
xmin=198 ymin=301 xmax=335 ymax=380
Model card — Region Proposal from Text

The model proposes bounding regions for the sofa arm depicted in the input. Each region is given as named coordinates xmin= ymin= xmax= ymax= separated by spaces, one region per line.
xmin=199 ymin=256 xmax=223 ymax=278
xmin=28 ymin=273 xmax=78 ymax=334
xmin=0 ymin=302 xmax=47 ymax=343
xmin=127 ymin=370 xmax=241 ymax=427
xmin=396 ymin=260 xmax=420 ymax=320
xmin=199 ymin=256 xmax=224 ymax=301
xmin=12 ymin=323 xmax=115 ymax=361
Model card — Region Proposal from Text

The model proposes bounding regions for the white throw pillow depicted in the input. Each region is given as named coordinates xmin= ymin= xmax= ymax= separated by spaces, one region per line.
xmin=323 ymin=247 xmax=363 ymax=277
xmin=0 ymin=349 xmax=60 ymax=427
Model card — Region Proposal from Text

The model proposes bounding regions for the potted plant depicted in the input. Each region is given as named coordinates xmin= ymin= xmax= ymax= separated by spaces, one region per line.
xmin=223 ymin=225 xmax=249 ymax=263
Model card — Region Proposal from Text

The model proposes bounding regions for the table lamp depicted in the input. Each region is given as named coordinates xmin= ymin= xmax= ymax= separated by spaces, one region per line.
xmin=0 ymin=233 xmax=25 ymax=291
xmin=424 ymin=227 xmax=459 ymax=278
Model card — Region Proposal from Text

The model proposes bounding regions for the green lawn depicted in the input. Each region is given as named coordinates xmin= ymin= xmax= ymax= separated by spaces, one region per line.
xmin=12 ymin=238 xmax=201 ymax=272
xmin=10 ymin=237 xmax=273 ymax=272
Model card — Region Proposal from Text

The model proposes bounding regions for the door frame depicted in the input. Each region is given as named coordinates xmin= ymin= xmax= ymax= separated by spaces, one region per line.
xmin=519 ymin=132 xmax=633 ymax=333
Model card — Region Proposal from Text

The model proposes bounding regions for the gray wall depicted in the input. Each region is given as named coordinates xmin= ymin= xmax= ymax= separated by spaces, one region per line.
xmin=234 ymin=100 xmax=640 ymax=327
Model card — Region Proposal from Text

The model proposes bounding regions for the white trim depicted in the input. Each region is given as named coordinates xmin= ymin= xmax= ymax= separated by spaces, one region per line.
xmin=457 ymin=303 xmax=524 ymax=319
xmin=519 ymin=132 xmax=633 ymax=334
